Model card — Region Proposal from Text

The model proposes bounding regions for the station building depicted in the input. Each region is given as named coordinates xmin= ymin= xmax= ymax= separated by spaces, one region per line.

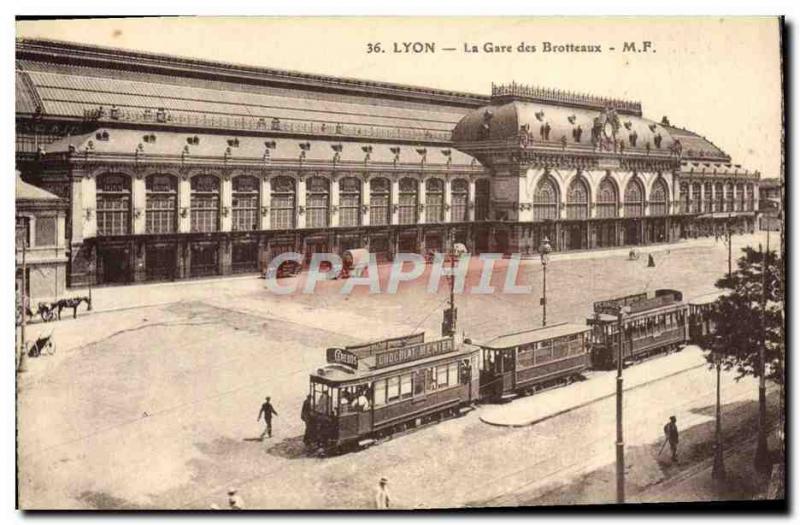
xmin=15 ymin=39 xmax=761 ymax=288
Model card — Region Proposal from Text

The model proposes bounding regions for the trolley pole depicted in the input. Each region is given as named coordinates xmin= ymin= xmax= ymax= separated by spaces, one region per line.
xmin=712 ymin=345 xmax=725 ymax=480
xmin=615 ymin=306 xmax=628 ymax=504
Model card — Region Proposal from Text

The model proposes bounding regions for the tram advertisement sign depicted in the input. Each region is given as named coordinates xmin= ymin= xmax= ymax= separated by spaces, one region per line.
xmin=326 ymin=347 xmax=359 ymax=368
xmin=374 ymin=338 xmax=453 ymax=369
xmin=346 ymin=332 xmax=425 ymax=357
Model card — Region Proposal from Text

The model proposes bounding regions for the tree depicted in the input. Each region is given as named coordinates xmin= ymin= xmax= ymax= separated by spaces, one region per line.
xmin=702 ymin=246 xmax=783 ymax=384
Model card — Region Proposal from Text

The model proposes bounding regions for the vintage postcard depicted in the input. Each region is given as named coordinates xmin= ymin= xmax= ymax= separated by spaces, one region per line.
xmin=14 ymin=16 xmax=785 ymax=510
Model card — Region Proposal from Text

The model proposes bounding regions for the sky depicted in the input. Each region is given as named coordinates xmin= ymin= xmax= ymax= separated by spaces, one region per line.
xmin=15 ymin=17 xmax=783 ymax=178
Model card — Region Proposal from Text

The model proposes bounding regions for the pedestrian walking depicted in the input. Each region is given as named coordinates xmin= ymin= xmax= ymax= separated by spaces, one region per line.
xmin=301 ymin=394 xmax=313 ymax=446
xmin=257 ymin=396 xmax=278 ymax=440
xmin=663 ymin=415 xmax=679 ymax=462
xmin=647 ymin=254 xmax=656 ymax=267
xmin=375 ymin=477 xmax=390 ymax=509
xmin=228 ymin=488 xmax=245 ymax=510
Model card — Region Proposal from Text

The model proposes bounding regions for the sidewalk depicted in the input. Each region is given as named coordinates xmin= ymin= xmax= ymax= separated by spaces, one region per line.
xmin=636 ymin=428 xmax=785 ymax=504
xmin=480 ymin=346 xmax=707 ymax=427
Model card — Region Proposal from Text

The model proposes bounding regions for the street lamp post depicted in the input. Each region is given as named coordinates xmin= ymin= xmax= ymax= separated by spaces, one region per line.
xmin=615 ymin=305 xmax=630 ymax=504
xmin=442 ymin=238 xmax=467 ymax=338
xmin=539 ymin=236 xmax=552 ymax=327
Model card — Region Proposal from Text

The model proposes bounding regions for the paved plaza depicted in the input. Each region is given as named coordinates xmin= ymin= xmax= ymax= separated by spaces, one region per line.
xmin=16 ymin=233 xmax=780 ymax=509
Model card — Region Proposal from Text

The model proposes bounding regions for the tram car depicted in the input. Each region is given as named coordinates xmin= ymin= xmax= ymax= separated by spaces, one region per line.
xmin=307 ymin=334 xmax=480 ymax=452
xmin=474 ymin=323 xmax=592 ymax=401
xmin=687 ymin=291 xmax=727 ymax=345
xmin=587 ymin=289 xmax=688 ymax=368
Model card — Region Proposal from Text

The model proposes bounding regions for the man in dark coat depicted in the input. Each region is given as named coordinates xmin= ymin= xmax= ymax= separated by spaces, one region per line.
xmin=301 ymin=395 xmax=313 ymax=446
xmin=257 ymin=396 xmax=278 ymax=440
xmin=664 ymin=415 xmax=679 ymax=462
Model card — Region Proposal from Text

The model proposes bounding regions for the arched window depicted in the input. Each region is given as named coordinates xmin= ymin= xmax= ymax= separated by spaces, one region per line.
xmin=475 ymin=179 xmax=490 ymax=221
xmin=680 ymin=183 xmax=690 ymax=213
xmin=451 ymin=179 xmax=469 ymax=222
xmin=533 ymin=176 xmax=558 ymax=220
xmin=691 ymin=183 xmax=702 ymax=213
xmin=736 ymin=183 xmax=745 ymax=211
xmin=306 ymin=176 xmax=330 ymax=228
xmin=597 ymin=177 xmax=618 ymax=218
xmin=339 ymin=176 xmax=361 ymax=227
xmin=624 ymin=177 xmax=644 ymax=217
xmin=190 ymin=175 xmax=220 ymax=233
xmin=649 ymin=178 xmax=668 ymax=216
xmin=96 ymin=173 xmax=131 ymax=236
xmin=369 ymin=177 xmax=391 ymax=226
xmin=145 ymin=174 xmax=177 ymax=234
xmin=714 ymin=182 xmax=723 ymax=212
xmin=566 ymin=176 xmax=589 ymax=220
xmin=704 ymin=182 xmax=713 ymax=213
xmin=398 ymin=178 xmax=419 ymax=225
xmin=425 ymin=178 xmax=444 ymax=223
xmin=270 ymin=176 xmax=296 ymax=229
xmin=724 ymin=182 xmax=733 ymax=212
xmin=232 ymin=175 xmax=260 ymax=231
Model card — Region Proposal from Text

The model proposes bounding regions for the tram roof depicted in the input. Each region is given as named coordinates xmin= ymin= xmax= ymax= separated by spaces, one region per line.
xmin=311 ymin=345 xmax=476 ymax=385
xmin=477 ymin=322 xmax=589 ymax=350
xmin=688 ymin=290 xmax=729 ymax=306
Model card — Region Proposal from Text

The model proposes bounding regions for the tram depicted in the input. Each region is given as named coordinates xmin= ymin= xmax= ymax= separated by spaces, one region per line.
xmin=687 ymin=290 xmax=727 ymax=345
xmin=475 ymin=323 xmax=592 ymax=401
xmin=306 ymin=334 xmax=480 ymax=452
xmin=587 ymin=289 xmax=688 ymax=368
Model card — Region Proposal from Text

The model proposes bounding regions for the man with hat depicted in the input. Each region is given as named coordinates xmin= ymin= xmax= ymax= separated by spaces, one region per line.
xmin=257 ymin=396 xmax=278 ymax=440
xmin=375 ymin=477 xmax=390 ymax=509
xmin=228 ymin=488 xmax=245 ymax=510
xmin=663 ymin=415 xmax=679 ymax=462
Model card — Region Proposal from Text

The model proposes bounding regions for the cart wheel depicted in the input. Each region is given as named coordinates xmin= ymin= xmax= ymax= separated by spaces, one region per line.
xmin=46 ymin=341 xmax=56 ymax=355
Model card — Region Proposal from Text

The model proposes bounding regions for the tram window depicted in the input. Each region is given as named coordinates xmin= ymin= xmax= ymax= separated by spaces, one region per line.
xmin=447 ymin=362 xmax=458 ymax=386
xmin=518 ymin=344 xmax=534 ymax=368
xmin=374 ymin=380 xmax=386 ymax=407
xmin=413 ymin=370 xmax=425 ymax=395
xmin=535 ymin=346 xmax=552 ymax=365
xmin=502 ymin=351 xmax=514 ymax=372
xmin=387 ymin=376 xmax=400 ymax=402
xmin=437 ymin=366 xmax=449 ymax=388
xmin=426 ymin=368 xmax=437 ymax=391
xmin=313 ymin=383 xmax=331 ymax=415
xmin=553 ymin=340 xmax=568 ymax=360
xmin=400 ymin=374 xmax=413 ymax=399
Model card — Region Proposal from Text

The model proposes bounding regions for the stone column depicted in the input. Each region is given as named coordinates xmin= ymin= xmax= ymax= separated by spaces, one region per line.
xmin=390 ymin=177 xmax=400 ymax=225
xmin=361 ymin=176 xmax=371 ymax=226
xmin=220 ymin=175 xmax=232 ymax=232
xmin=444 ymin=176 xmax=452 ymax=223
xmin=178 ymin=176 xmax=191 ymax=233
xmin=260 ymin=176 xmax=270 ymax=230
xmin=330 ymin=176 xmax=340 ymax=227
xmin=296 ymin=176 xmax=307 ymax=229
xmin=83 ymin=175 xmax=97 ymax=239
xmin=468 ymin=177 xmax=476 ymax=221
xmin=132 ymin=175 xmax=146 ymax=234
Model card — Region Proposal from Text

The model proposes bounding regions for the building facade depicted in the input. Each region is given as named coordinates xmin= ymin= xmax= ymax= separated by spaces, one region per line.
xmin=15 ymin=39 xmax=760 ymax=288
xmin=16 ymin=171 xmax=69 ymax=301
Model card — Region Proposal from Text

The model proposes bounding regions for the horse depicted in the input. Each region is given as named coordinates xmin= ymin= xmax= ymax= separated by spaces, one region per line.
xmin=56 ymin=296 xmax=92 ymax=320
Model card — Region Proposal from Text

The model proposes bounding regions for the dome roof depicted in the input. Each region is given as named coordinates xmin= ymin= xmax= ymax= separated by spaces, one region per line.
xmin=452 ymin=84 xmax=729 ymax=161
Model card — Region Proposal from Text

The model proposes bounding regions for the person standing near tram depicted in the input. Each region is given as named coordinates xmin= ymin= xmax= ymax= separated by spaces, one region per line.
xmin=375 ymin=477 xmax=390 ymax=509
xmin=301 ymin=394 xmax=313 ymax=446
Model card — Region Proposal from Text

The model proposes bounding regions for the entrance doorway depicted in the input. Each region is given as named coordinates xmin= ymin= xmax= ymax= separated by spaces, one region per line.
xmin=146 ymin=244 xmax=176 ymax=281
xmin=98 ymin=246 xmax=131 ymax=284
xmin=190 ymin=244 xmax=219 ymax=277
xmin=624 ymin=220 xmax=642 ymax=245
